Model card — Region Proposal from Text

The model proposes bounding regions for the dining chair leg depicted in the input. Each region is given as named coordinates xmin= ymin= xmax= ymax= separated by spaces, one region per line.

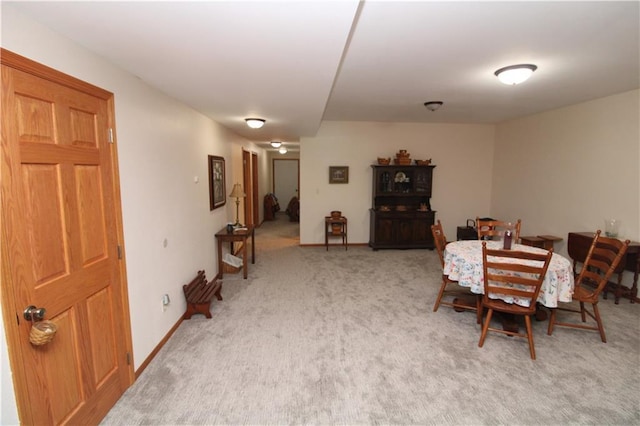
xmin=580 ymin=301 xmax=586 ymax=322
xmin=547 ymin=309 xmax=556 ymax=335
xmin=433 ymin=279 xmax=447 ymax=312
xmin=476 ymin=296 xmax=482 ymax=324
xmin=524 ymin=315 xmax=536 ymax=360
xmin=478 ymin=308 xmax=493 ymax=348
xmin=592 ymin=303 xmax=607 ymax=343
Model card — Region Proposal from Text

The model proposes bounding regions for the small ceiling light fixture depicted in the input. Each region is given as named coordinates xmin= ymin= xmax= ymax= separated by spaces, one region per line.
xmin=494 ymin=64 xmax=537 ymax=85
xmin=424 ymin=101 xmax=444 ymax=112
xmin=245 ymin=118 xmax=266 ymax=129
xmin=270 ymin=141 xmax=282 ymax=148
xmin=278 ymin=147 xmax=288 ymax=154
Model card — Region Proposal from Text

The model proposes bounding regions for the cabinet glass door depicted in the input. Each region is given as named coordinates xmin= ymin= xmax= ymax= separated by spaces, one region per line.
xmin=378 ymin=171 xmax=393 ymax=193
xmin=392 ymin=170 xmax=412 ymax=193
xmin=414 ymin=169 xmax=432 ymax=194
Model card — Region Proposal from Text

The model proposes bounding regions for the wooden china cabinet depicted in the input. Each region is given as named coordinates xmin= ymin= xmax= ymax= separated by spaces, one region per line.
xmin=369 ymin=164 xmax=436 ymax=250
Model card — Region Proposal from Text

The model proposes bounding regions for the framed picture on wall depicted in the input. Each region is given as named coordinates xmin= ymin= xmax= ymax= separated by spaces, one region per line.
xmin=329 ymin=166 xmax=349 ymax=184
xmin=208 ymin=155 xmax=226 ymax=210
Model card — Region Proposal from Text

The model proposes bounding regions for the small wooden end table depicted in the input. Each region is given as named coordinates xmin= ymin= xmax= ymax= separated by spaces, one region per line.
xmin=215 ymin=224 xmax=255 ymax=279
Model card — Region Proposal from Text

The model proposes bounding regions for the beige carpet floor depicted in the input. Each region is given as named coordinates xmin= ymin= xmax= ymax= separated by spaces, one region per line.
xmin=102 ymin=213 xmax=640 ymax=425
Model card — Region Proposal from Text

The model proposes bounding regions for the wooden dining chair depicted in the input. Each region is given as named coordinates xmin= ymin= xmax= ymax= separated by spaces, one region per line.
xmin=476 ymin=217 xmax=522 ymax=242
xmin=547 ymin=230 xmax=630 ymax=343
xmin=478 ymin=242 xmax=553 ymax=360
xmin=431 ymin=220 xmax=481 ymax=318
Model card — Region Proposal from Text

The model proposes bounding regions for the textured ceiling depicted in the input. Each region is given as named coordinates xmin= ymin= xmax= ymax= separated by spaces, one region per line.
xmin=6 ymin=1 xmax=639 ymax=152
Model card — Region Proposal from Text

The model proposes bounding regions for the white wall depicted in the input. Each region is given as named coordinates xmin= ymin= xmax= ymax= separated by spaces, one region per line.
xmin=492 ymin=89 xmax=640 ymax=257
xmin=300 ymin=121 xmax=496 ymax=244
xmin=1 ymin=6 xmax=265 ymax=424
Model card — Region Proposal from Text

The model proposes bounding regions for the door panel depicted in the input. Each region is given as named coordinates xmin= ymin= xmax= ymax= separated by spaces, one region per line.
xmin=1 ymin=51 xmax=133 ymax=425
xmin=22 ymin=163 xmax=68 ymax=283
xmin=87 ymin=287 xmax=117 ymax=383
xmin=43 ymin=309 xmax=83 ymax=424
xmin=76 ymin=165 xmax=107 ymax=263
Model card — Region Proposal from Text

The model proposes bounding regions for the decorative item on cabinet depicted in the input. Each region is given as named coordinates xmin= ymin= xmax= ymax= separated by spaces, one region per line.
xmin=394 ymin=149 xmax=412 ymax=165
xmin=415 ymin=159 xmax=432 ymax=166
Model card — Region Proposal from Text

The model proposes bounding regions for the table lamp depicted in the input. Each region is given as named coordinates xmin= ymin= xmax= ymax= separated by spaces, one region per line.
xmin=229 ymin=183 xmax=245 ymax=226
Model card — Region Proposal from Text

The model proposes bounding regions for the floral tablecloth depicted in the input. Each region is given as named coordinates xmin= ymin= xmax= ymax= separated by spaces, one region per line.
xmin=443 ymin=240 xmax=574 ymax=307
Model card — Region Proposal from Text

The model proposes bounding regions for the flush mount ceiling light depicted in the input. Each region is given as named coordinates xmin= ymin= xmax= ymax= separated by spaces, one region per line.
xmin=270 ymin=141 xmax=282 ymax=148
xmin=278 ymin=147 xmax=288 ymax=154
xmin=424 ymin=101 xmax=443 ymax=112
xmin=494 ymin=64 xmax=537 ymax=85
xmin=245 ymin=118 xmax=265 ymax=129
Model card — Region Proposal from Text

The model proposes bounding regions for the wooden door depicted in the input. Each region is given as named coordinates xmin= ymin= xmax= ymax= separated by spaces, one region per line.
xmin=242 ymin=149 xmax=252 ymax=226
xmin=1 ymin=50 xmax=133 ymax=425
xmin=251 ymin=152 xmax=259 ymax=226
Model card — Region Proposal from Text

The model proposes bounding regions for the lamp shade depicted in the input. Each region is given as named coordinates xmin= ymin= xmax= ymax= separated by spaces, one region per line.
xmin=278 ymin=147 xmax=288 ymax=154
xmin=270 ymin=141 xmax=282 ymax=148
xmin=245 ymin=118 xmax=265 ymax=129
xmin=494 ymin=64 xmax=537 ymax=85
xmin=229 ymin=183 xmax=245 ymax=198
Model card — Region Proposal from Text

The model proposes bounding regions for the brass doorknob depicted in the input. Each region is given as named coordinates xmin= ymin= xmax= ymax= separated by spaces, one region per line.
xmin=23 ymin=305 xmax=46 ymax=322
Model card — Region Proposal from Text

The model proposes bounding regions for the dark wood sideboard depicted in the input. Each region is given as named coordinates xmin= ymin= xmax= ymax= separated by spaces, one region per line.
xmin=567 ymin=232 xmax=640 ymax=304
xmin=369 ymin=165 xmax=436 ymax=249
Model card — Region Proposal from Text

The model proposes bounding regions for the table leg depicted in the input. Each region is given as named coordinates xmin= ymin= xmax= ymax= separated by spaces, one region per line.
xmin=325 ymin=225 xmax=328 ymax=251
xmin=251 ymin=229 xmax=255 ymax=264
xmin=217 ymin=238 xmax=224 ymax=278
xmin=612 ymin=271 xmax=623 ymax=304
xmin=497 ymin=313 xmax=520 ymax=333
xmin=631 ymin=260 xmax=639 ymax=303
xmin=242 ymin=236 xmax=248 ymax=279
xmin=535 ymin=303 xmax=548 ymax=321
xmin=345 ymin=223 xmax=348 ymax=251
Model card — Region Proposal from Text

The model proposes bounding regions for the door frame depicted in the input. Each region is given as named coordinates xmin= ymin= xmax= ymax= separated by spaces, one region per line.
xmin=251 ymin=152 xmax=259 ymax=226
xmin=242 ymin=149 xmax=259 ymax=227
xmin=0 ymin=49 xmax=134 ymax=424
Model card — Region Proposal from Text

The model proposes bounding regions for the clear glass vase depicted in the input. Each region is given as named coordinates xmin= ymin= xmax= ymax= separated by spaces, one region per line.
xmin=604 ymin=219 xmax=620 ymax=238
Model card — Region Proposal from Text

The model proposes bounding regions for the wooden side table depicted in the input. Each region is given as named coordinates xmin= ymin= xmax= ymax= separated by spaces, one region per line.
xmin=568 ymin=232 xmax=639 ymax=303
xmin=215 ymin=224 xmax=255 ymax=279
xmin=325 ymin=216 xmax=348 ymax=251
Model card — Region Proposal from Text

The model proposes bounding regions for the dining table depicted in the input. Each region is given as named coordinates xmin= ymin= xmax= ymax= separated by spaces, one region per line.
xmin=443 ymin=240 xmax=574 ymax=308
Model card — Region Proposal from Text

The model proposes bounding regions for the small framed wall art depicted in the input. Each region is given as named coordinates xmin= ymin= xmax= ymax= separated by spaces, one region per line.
xmin=329 ymin=166 xmax=349 ymax=184
xmin=208 ymin=155 xmax=226 ymax=210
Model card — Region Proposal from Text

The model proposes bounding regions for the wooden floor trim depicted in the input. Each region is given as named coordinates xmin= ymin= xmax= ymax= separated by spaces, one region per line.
xmin=134 ymin=316 xmax=183 ymax=379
